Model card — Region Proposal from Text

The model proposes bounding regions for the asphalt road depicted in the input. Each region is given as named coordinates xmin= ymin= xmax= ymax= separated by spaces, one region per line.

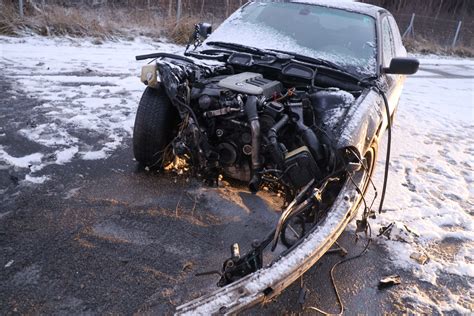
xmin=0 ymin=70 xmax=458 ymax=315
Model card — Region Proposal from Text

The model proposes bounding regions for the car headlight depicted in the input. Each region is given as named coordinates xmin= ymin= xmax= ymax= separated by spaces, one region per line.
xmin=140 ymin=64 xmax=160 ymax=88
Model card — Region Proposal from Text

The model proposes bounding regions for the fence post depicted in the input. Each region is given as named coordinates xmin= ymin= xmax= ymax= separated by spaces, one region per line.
xmin=19 ymin=0 xmax=24 ymax=18
xmin=402 ymin=13 xmax=415 ymax=38
xmin=177 ymin=0 xmax=182 ymax=23
xmin=452 ymin=21 xmax=462 ymax=47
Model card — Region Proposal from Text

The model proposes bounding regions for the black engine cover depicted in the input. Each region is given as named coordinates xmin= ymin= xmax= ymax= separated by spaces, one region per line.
xmin=218 ymin=72 xmax=282 ymax=98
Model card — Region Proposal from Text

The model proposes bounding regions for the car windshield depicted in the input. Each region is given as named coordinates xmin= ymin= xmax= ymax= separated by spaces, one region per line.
xmin=204 ymin=1 xmax=377 ymax=76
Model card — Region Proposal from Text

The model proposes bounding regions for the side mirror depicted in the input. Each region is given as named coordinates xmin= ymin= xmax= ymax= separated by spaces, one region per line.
xmin=197 ymin=22 xmax=212 ymax=39
xmin=383 ymin=57 xmax=419 ymax=75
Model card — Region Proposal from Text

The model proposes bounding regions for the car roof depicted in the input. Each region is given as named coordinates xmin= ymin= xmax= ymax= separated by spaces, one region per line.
xmin=288 ymin=0 xmax=387 ymax=18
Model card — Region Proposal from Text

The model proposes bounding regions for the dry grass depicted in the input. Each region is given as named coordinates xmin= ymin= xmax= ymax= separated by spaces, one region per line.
xmin=165 ymin=17 xmax=202 ymax=45
xmin=0 ymin=2 xmax=24 ymax=35
xmin=1 ymin=1 xmax=213 ymax=44
xmin=1 ymin=2 xmax=472 ymax=57
xmin=404 ymin=37 xmax=474 ymax=58
xmin=0 ymin=1 xmax=210 ymax=46
xmin=0 ymin=1 xmax=198 ymax=41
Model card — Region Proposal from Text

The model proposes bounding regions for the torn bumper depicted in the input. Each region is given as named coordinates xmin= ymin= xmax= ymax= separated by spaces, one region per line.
xmin=175 ymin=174 xmax=365 ymax=315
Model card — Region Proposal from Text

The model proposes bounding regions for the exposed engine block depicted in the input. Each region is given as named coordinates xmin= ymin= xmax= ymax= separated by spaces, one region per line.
xmin=218 ymin=72 xmax=282 ymax=98
xmin=184 ymin=72 xmax=326 ymax=192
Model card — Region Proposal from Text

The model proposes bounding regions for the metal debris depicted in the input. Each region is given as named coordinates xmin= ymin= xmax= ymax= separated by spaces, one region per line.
xmin=379 ymin=221 xmax=419 ymax=243
xmin=410 ymin=252 xmax=429 ymax=265
xmin=326 ymin=241 xmax=348 ymax=256
xmin=378 ymin=274 xmax=401 ymax=289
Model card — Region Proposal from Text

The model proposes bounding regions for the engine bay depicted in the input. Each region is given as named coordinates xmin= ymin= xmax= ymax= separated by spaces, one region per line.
xmin=134 ymin=49 xmax=383 ymax=287
xmin=172 ymin=69 xmax=355 ymax=196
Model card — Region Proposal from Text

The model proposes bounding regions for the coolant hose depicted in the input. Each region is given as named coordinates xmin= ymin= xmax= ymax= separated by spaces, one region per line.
xmin=296 ymin=122 xmax=323 ymax=162
xmin=268 ymin=114 xmax=289 ymax=168
xmin=245 ymin=96 xmax=262 ymax=192
xmin=288 ymin=102 xmax=324 ymax=163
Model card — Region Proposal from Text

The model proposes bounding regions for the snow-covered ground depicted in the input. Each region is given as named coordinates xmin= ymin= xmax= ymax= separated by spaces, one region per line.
xmin=368 ymin=57 xmax=474 ymax=313
xmin=0 ymin=36 xmax=181 ymax=183
xmin=1 ymin=36 xmax=473 ymax=312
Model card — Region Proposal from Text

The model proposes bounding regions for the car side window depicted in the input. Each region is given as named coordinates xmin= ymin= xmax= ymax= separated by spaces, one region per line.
xmin=381 ymin=17 xmax=395 ymax=66
xmin=388 ymin=16 xmax=406 ymax=57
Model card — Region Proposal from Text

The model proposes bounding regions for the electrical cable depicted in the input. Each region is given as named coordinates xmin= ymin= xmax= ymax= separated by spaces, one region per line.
xmin=304 ymin=173 xmax=373 ymax=315
xmin=303 ymin=87 xmax=392 ymax=315
xmin=305 ymin=223 xmax=372 ymax=316
xmin=174 ymin=99 xmax=200 ymax=131
xmin=346 ymin=146 xmax=378 ymax=220
xmin=377 ymin=89 xmax=392 ymax=214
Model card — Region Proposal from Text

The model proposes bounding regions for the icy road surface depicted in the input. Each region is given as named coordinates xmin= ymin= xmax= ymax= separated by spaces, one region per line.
xmin=0 ymin=36 xmax=181 ymax=180
xmin=0 ymin=36 xmax=473 ymax=313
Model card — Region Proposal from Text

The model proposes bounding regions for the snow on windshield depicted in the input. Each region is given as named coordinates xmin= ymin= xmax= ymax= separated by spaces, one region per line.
xmin=292 ymin=0 xmax=378 ymax=15
xmin=205 ymin=1 xmax=377 ymax=76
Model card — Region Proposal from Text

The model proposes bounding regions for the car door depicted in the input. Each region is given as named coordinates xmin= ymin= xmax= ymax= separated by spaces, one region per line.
xmin=381 ymin=15 xmax=396 ymax=88
xmin=381 ymin=14 xmax=405 ymax=115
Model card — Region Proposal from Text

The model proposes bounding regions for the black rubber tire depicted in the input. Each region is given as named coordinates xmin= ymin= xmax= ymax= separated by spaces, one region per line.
xmin=133 ymin=87 xmax=178 ymax=168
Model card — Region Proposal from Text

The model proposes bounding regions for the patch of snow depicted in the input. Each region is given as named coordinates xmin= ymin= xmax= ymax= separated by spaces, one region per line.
xmin=0 ymin=148 xmax=43 ymax=169
xmin=24 ymin=174 xmax=50 ymax=184
xmin=4 ymin=260 xmax=14 ymax=268
xmin=411 ymin=53 xmax=474 ymax=66
xmin=19 ymin=123 xmax=79 ymax=147
xmin=82 ymin=150 xmax=109 ymax=160
xmin=55 ymin=146 xmax=79 ymax=164
xmin=291 ymin=0 xmax=380 ymax=16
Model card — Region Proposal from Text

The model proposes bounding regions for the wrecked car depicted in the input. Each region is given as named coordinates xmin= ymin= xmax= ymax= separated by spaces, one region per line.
xmin=133 ymin=0 xmax=418 ymax=313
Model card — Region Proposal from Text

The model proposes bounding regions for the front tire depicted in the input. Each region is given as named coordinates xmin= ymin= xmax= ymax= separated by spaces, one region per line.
xmin=133 ymin=87 xmax=178 ymax=168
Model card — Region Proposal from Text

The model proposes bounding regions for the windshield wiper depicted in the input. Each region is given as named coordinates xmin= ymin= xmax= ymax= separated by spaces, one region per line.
xmin=205 ymin=42 xmax=363 ymax=83
xmin=206 ymin=41 xmax=293 ymax=60
xmin=269 ymin=49 xmax=362 ymax=82
xmin=185 ymin=49 xmax=232 ymax=62
xmin=270 ymin=49 xmax=344 ymax=71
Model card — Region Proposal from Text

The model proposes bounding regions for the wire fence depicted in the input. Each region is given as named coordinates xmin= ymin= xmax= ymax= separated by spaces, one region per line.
xmin=13 ymin=0 xmax=474 ymax=48
xmin=394 ymin=13 xmax=472 ymax=48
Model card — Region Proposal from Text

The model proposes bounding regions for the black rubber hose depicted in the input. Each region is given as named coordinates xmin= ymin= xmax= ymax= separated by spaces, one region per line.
xmin=377 ymin=90 xmax=392 ymax=214
xmin=287 ymin=102 xmax=323 ymax=163
xmin=135 ymin=52 xmax=195 ymax=63
xmin=298 ymin=124 xmax=323 ymax=162
xmin=245 ymin=96 xmax=262 ymax=192
xmin=269 ymin=114 xmax=289 ymax=136
xmin=268 ymin=114 xmax=289 ymax=168
xmin=294 ymin=120 xmax=323 ymax=181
